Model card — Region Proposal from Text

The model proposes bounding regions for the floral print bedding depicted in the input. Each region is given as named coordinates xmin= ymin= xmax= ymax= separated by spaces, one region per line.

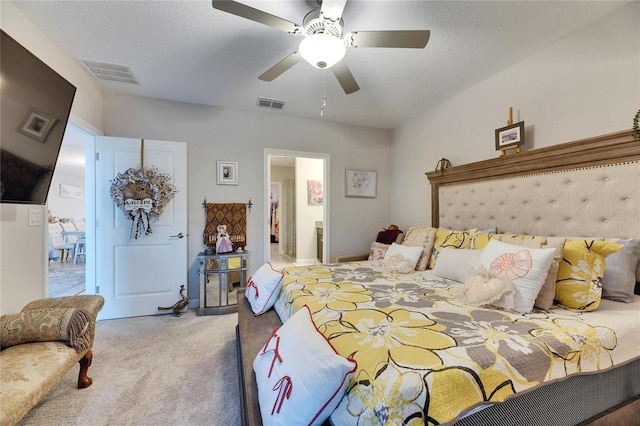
xmin=273 ymin=261 xmax=640 ymax=425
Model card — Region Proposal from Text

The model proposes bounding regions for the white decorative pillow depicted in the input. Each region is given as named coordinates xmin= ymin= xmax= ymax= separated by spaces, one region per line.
xmin=431 ymin=248 xmax=483 ymax=283
xmin=462 ymin=266 xmax=516 ymax=310
xmin=253 ymin=306 xmax=357 ymax=426
xmin=479 ymin=240 xmax=556 ymax=313
xmin=245 ymin=263 xmax=284 ymax=315
xmin=493 ymin=235 xmax=566 ymax=311
xmin=383 ymin=243 xmax=423 ymax=271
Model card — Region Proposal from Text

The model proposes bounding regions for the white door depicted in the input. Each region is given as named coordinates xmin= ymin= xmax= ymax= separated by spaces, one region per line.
xmin=95 ymin=137 xmax=187 ymax=320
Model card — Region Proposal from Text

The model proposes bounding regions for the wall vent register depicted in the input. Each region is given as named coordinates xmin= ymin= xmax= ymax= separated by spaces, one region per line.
xmin=256 ymin=97 xmax=286 ymax=110
xmin=79 ymin=59 xmax=139 ymax=85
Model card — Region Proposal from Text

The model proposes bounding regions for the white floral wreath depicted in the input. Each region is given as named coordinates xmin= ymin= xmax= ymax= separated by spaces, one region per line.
xmin=110 ymin=166 xmax=178 ymax=239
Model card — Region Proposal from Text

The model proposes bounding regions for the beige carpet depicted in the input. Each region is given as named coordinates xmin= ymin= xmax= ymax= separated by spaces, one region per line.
xmin=18 ymin=309 xmax=241 ymax=426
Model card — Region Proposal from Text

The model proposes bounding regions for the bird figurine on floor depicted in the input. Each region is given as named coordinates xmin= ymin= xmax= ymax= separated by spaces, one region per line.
xmin=158 ymin=285 xmax=189 ymax=316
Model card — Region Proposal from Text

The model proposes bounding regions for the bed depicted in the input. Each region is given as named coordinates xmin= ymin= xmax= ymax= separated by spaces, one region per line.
xmin=237 ymin=129 xmax=640 ymax=425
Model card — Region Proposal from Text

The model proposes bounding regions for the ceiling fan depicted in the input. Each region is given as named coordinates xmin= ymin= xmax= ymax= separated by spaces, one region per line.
xmin=211 ymin=0 xmax=431 ymax=94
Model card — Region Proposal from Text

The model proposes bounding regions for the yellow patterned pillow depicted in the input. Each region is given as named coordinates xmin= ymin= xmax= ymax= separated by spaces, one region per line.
xmin=428 ymin=228 xmax=475 ymax=269
xmin=470 ymin=231 xmax=493 ymax=249
xmin=555 ymin=240 xmax=622 ymax=311
xmin=492 ymin=233 xmax=546 ymax=245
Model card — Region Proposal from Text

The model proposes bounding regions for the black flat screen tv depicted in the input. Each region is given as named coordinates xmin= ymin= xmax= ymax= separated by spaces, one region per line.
xmin=1 ymin=29 xmax=76 ymax=205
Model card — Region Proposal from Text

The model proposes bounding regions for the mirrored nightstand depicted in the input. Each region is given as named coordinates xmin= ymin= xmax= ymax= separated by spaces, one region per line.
xmin=197 ymin=251 xmax=249 ymax=315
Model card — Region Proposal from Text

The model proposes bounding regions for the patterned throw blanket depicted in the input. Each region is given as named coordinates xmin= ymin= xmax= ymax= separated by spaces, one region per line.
xmin=203 ymin=202 xmax=247 ymax=251
xmin=0 ymin=308 xmax=91 ymax=352
xmin=274 ymin=261 xmax=638 ymax=425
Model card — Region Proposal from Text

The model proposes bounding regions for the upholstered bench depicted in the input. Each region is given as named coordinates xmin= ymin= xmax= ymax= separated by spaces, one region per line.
xmin=0 ymin=295 xmax=104 ymax=426
xmin=236 ymin=289 xmax=282 ymax=426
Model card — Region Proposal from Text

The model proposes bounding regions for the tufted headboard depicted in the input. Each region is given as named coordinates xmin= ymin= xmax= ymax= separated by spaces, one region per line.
xmin=426 ymin=130 xmax=640 ymax=239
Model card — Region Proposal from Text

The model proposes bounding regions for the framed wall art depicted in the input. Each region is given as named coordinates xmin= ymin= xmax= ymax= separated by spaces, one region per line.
xmin=217 ymin=161 xmax=238 ymax=185
xmin=60 ymin=183 xmax=82 ymax=199
xmin=495 ymin=121 xmax=525 ymax=150
xmin=307 ymin=180 xmax=323 ymax=205
xmin=18 ymin=109 xmax=58 ymax=142
xmin=345 ymin=168 xmax=377 ymax=198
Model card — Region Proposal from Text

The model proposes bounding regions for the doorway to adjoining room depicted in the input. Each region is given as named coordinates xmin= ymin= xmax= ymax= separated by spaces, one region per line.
xmin=266 ymin=150 xmax=328 ymax=270
xmin=46 ymin=123 xmax=90 ymax=298
xmin=268 ymin=180 xmax=290 ymax=270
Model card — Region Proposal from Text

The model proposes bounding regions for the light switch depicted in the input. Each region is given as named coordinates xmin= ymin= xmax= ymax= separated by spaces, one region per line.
xmin=28 ymin=208 xmax=42 ymax=226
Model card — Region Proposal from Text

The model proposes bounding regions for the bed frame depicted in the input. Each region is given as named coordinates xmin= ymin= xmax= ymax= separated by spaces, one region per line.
xmin=425 ymin=130 xmax=640 ymax=239
xmin=237 ymin=129 xmax=640 ymax=425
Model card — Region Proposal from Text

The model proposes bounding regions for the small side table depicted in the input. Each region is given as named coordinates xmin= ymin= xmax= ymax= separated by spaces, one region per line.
xmin=197 ymin=251 xmax=249 ymax=315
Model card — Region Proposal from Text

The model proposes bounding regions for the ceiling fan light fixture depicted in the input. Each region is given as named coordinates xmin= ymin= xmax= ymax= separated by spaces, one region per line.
xmin=299 ymin=33 xmax=346 ymax=69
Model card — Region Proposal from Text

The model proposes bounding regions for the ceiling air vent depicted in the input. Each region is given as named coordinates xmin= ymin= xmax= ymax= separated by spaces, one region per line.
xmin=257 ymin=97 xmax=286 ymax=110
xmin=78 ymin=59 xmax=139 ymax=85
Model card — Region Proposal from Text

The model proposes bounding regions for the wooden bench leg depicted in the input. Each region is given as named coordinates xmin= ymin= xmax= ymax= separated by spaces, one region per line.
xmin=77 ymin=350 xmax=93 ymax=389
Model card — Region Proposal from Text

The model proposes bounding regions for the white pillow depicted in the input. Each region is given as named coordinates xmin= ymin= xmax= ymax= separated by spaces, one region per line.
xmin=253 ymin=306 xmax=357 ymax=426
xmin=431 ymin=248 xmax=483 ymax=283
xmin=383 ymin=243 xmax=423 ymax=270
xmin=479 ymin=240 xmax=556 ymax=314
xmin=245 ymin=263 xmax=284 ymax=315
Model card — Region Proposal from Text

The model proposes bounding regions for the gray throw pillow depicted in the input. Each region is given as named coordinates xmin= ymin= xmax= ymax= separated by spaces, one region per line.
xmin=602 ymin=238 xmax=640 ymax=303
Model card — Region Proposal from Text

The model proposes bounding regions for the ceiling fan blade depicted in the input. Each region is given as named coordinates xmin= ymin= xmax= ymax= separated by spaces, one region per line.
xmin=212 ymin=0 xmax=302 ymax=34
xmin=258 ymin=52 xmax=302 ymax=82
xmin=345 ymin=30 xmax=430 ymax=48
xmin=332 ymin=61 xmax=359 ymax=94
xmin=320 ymin=0 xmax=347 ymax=23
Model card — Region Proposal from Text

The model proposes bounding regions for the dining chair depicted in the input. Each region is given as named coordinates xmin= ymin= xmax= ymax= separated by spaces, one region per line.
xmin=62 ymin=221 xmax=86 ymax=264
xmin=73 ymin=217 xmax=86 ymax=231
xmin=73 ymin=239 xmax=86 ymax=264
xmin=48 ymin=222 xmax=76 ymax=261
xmin=60 ymin=222 xmax=79 ymax=242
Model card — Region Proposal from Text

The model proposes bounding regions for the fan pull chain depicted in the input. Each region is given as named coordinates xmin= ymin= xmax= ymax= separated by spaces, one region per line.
xmin=320 ymin=70 xmax=326 ymax=117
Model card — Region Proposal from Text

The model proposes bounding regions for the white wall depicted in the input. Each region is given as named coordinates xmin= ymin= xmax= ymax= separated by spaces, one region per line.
xmin=47 ymin=172 xmax=85 ymax=220
xmin=102 ymin=92 xmax=392 ymax=301
xmin=390 ymin=3 xmax=640 ymax=230
xmin=0 ymin=2 xmax=103 ymax=315
xmin=271 ymin=165 xmax=295 ymax=183
xmin=295 ymin=157 xmax=324 ymax=264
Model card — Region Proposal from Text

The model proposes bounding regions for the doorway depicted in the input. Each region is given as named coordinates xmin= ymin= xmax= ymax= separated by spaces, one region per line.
xmin=265 ymin=149 xmax=329 ymax=268
xmin=46 ymin=122 xmax=94 ymax=298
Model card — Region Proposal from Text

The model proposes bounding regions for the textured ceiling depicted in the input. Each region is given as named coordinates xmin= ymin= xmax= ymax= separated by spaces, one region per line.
xmin=13 ymin=0 xmax=630 ymax=130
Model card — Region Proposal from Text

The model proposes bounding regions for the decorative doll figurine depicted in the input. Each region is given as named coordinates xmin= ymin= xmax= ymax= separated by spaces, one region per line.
xmin=215 ymin=224 xmax=234 ymax=253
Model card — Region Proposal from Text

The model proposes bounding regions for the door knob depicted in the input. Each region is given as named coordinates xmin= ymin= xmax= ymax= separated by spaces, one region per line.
xmin=170 ymin=233 xmax=185 ymax=239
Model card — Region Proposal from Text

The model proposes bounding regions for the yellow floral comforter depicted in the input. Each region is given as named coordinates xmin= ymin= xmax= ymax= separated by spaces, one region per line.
xmin=273 ymin=261 xmax=640 ymax=425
